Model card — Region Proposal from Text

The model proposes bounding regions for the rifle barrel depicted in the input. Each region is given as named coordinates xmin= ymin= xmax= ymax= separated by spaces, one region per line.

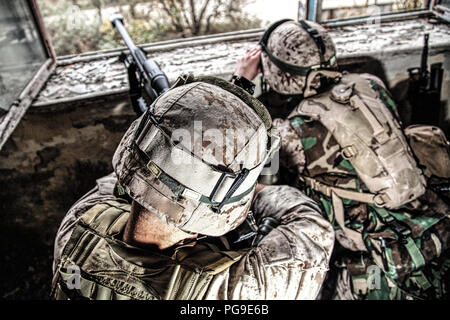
xmin=420 ymin=33 xmax=429 ymax=78
xmin=110 ymin=14 xmax=170 ymax=100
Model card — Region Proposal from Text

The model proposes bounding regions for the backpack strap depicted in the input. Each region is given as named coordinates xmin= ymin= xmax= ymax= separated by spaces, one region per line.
xmin=303 ymin=176 xmax=389 ymax=206
xmin=303 ymin=69 xmax=342 ymax=98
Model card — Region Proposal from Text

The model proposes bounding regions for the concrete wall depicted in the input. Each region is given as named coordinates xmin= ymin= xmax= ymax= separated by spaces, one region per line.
xmin=0 ymin=93 xmax=135 ymax=298
xmin=0 ymin=17 xmax=449 ymax=299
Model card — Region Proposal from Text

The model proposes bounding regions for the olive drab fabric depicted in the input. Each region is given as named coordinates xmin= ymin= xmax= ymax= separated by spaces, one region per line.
xmin=273 ymin=72 xmax=450 ymax=300
xmin=260 ymin=20 xmax=337 ymax=95
xmin=52 ymin=200 xmax=248 ymax=300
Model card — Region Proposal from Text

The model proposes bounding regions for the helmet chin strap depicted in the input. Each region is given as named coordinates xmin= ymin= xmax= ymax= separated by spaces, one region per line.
xmin=298 ymin=20 xmax=326 ymax=64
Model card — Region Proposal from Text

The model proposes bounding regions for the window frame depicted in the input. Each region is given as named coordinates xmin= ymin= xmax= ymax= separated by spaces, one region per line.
xmin=432 ymin=0 xmax=450 ymax=22
xmin=0 ymin=0 xmax=56 ymax=151
xmin=305 ymin=0 xmax=437 ymax=26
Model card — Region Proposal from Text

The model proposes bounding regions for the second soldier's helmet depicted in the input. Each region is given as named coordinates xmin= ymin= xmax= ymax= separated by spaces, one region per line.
xmin=260 ymin=19 xmax=337 ymax=95
xmin=113 ymin=75 xmax=280 ymax=237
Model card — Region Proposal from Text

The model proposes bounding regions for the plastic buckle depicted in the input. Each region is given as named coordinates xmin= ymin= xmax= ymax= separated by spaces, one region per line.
xmin=209 ymin=172 xmax=237 ymax=205
xmin=210 ymin=169 xmax=250 ymax=212
xmin=389 ymin=220 xmax=411 ymax=244
xmin=378 ymin=237 xmax=390 ymax=271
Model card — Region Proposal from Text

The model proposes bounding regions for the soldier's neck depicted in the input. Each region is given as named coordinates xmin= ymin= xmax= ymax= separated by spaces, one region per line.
xmin=122 ymin=201 xmax=196 ymax=250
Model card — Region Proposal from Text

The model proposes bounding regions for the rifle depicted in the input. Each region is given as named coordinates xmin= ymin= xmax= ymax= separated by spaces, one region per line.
xmin=407 ymin=33 xmax=444 ymax=126
xmin=110 ymin=14 xmax=170 ymax=116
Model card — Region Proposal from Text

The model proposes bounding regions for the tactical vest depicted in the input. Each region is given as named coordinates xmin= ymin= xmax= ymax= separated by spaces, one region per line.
xmin=51 ymin=200 xmax=247 ymax=300
xmin=287 ymin=71 xmax=450 ymax=299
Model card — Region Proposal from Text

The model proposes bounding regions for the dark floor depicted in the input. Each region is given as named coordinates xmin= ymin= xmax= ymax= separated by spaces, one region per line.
xmin=0 ymin=161 xmax=111 ymax=300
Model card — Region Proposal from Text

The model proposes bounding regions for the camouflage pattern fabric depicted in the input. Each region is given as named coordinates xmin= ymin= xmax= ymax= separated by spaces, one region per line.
xmin=112 ymin=79 xmax=277 ymax=237
xmin=273 ymin=72 xmax=450 ymax=300
xmin=261 ymin=20 xmax=337 ymax=95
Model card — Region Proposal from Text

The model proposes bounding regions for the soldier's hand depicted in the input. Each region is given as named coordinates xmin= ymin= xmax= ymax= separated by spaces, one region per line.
xmin=233 ymin=46 xmax=262 ymax=81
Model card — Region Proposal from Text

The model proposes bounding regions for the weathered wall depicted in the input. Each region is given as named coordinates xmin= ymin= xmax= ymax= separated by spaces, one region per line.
xmin=0 ymin=94 xmax=135 ymax=299
xmin=1 ymin=18 xmax=450 ymax=299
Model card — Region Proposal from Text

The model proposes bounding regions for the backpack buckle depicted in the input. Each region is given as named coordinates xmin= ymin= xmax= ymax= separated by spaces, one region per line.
xmin=388 ymin=220 xmax=412 ymax=244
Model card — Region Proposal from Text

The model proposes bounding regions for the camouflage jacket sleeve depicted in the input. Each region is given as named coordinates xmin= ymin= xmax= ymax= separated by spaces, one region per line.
xmin=52 ymin=172 xmax=118 ymax=273
xmin=272 ymin=117 xmax=306 ymax=179
xmin=205 ymin=185 xmax=335 ymax=300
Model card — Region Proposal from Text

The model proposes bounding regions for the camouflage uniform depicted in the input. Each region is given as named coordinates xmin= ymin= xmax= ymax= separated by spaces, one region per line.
xmin=260 ymin=19 xmax=450 ymax=300
xmin=51 ymin=75 xmax=335 ymax=300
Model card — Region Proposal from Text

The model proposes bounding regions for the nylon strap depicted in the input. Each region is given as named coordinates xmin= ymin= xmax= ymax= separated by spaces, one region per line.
xmin=303 ymin=176 xmax=385 ymax=205
xmin=304 ymin=176 xmax=430 ymax=266
xmin=373 ymin=206 xmax=426 ymax=271
xmin=413 ymin=271 xmax=432 ymax=290
xmin=349 ymin=95 xmax=387 ymax=142
xmin=261 ymin=45 xmax=336 ymax=76
xmin=298 ymin=20 xmax=326 ymax=63
xmin=259 ymin=19 xmax=336 ymax=76
xmin=331 ymin=191 xmax=367 ymax=251
xmin=370 ymin=205 xmax=428 ymax=279
xmin=404 ymin=238 xmax=426 ymax=270
xmin=146 ymin=160 xmax=256 ymax=206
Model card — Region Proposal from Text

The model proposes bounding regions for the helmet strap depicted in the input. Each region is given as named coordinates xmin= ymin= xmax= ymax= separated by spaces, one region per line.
xmin=303 ymin=69 xmax=342 ymax=98
xmin=259 ymin=19 xmax=336 ymax=76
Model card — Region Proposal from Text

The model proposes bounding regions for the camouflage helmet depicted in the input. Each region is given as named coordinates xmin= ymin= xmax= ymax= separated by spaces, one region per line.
xmin=113 ymin=75 xmax=280 ymax=237
xmin=260 ymin=19 xmax=337 ymax=95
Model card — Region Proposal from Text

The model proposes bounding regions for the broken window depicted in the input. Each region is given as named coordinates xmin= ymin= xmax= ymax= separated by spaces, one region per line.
xmin=0 ymin=0 xmax=56 ymax=150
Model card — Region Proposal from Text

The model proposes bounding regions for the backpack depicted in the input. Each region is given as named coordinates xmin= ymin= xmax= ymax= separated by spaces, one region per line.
xmin=287 ymin=71 xmax=450 ymax=299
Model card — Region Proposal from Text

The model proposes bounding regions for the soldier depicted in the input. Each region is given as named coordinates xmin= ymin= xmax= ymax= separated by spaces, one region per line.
xmin=232 ymin=19 xmax=450 ymax=299
xmin=51 ymin=75 xmax=335 ymax=300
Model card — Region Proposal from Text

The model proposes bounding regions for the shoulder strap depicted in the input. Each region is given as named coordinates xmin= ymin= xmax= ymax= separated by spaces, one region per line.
xmin=54 ymin=201 xmax=249 ymax=300
xmin=79 ymin=200 xmax=131 ymax=236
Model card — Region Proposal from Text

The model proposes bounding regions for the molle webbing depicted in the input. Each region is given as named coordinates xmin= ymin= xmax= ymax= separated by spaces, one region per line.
xmin=52 ymin=201 xmax=247 ymax=300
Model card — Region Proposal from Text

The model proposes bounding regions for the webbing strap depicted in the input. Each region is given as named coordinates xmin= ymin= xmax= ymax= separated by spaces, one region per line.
xmin=259 ymin=19 xmax=336 ymax=76
xmin=371 ymin=206 xmax=429 ymax=280
xmin=303 ymin=176 xmax=384 ymax=204
xmin=146 ymin=160 xmax=256 ymax=206
xmin=298 ymin=20 xmax=326 ymax=63
xmin=373 ymin=206 xmax=426 ymax=271
xmin=349 ymin=95 xmax=387 ymax=142
xmin=305 ymin=176 xmax=429 ymax=273
xmin=404 ymin=238 xmax=426 ymax=270
xmin=414 ymin=271 xmax=432 ymax=291
xmin=262 ymin=45 xmax=336 ymax=76
xmin=332 ymin=191 xmax=367 ymax=251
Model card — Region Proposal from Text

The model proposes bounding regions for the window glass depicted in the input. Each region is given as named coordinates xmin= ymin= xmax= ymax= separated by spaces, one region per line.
xmin=37 ymin=0 xmax=309 ymax=57
xmin=440 ymin=0 xmax=450 ymax=7
xmin=0 ymin=0 xmax=48 ymax=113
xmin=319 ymin=0 xmax=427 ymax=22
